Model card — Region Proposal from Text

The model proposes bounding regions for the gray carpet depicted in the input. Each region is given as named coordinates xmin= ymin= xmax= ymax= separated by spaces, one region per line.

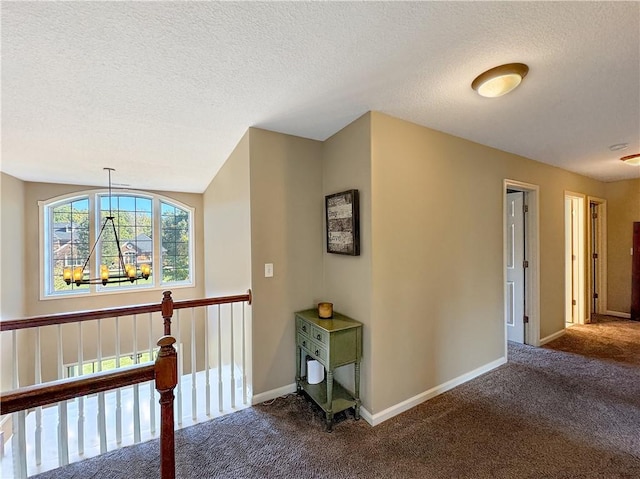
xmin=34 ymin=324 xmax=640 ymax=478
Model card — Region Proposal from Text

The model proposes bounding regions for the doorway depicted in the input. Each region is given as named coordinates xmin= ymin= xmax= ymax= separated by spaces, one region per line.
xmin=565 ymin=193 xmax=586 ymax=326
xmin=506 ymin=190 xmax=525 ymax=343
xmin=504 ymin=180 xmax=540 ymax=351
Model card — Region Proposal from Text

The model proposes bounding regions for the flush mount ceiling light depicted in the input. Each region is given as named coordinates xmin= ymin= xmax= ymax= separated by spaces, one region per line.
xmin=620 ymin=153 xmax=640 ymax=166
xmin=609 ymin=143 xmax=629 ymax=152
xmin=472 ymin=63 xmax=529 ymax=98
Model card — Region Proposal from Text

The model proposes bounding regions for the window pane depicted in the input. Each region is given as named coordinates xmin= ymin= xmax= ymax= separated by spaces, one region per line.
xmin=98 ymin=194 xmax=153 ymax=289
xmin=161 ymin=202 xmax=191 ymax=283
xmin=51 ymin=198 xmax=90 ymax=293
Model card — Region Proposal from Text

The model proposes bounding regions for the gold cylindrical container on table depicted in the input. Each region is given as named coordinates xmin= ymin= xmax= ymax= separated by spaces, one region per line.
xmin=318 ymin=302 xmax=333 ymax=319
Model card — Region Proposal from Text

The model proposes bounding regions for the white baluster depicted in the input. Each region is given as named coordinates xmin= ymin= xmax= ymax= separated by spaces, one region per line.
xmin=115 ymin=317 xmax=122 ymax=445
xmin=217 ymin=304 xmax=223 ymax=412
xmin=191 ymin=307 xmax=197 ymax=421
xmin=97 ymin=319 xmax=107 ymax=454
xmin=77 ymin=322 xmax=85 ymax=456
xmin=133 ymin=314 xmax=141 ymax=443
xmin=12 ymin=332 xmax=18 ymax=390
xmin=148 ymin=313 xmax=156 ymax=435
xmin=205 ymin=306 xmax=211 ymax=417
xmin=242 ymin=302 xmax=247 ymax=405
xmin=11 ymin=330 xmax=27 ymax=478
xmin=12 ymin=411 xmax=27 ymax=479
xmin=57 ymin=325 xmax=69 ymax=466
xmin=176 ymin=310 xmax=183 ymax=425
xmin=230 ymin=304 xmax=235 ymax=409
xmin=35 ymin=328 xmax=42 ymax=465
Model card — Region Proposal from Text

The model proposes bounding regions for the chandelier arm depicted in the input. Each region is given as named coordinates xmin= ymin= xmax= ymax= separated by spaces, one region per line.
xmin=81 ymin=216 xmax=113 ymax=273
xmin=63 ymin=168 xmax=151 ymax=287
xmin=108 ymin=216 xmax=128 ymax=274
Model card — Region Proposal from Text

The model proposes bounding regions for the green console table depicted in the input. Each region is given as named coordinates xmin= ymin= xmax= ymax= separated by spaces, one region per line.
xmin=295 ymin=309 xmax=362 ymax=431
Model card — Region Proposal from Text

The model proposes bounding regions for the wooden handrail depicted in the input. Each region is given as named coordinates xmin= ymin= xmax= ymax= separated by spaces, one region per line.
xmin=0 ymin=289 xmax=251 ymax=479
xmin=0 ymin=303 xmax=161 ymax=331
xmin=0 ymin=363 xmax=155 ymax=415
xmin=172 ymin=291 xmax=251 ymax=310
xmin=0 ymin=333 xmax=178 ymax=479
xmin=0 ymin=289 xmax=252 ymax=332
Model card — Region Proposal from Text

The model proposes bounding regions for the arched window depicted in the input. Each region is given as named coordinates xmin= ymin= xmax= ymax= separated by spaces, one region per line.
xmin=41 ymin=190 xmax=194 ymax=297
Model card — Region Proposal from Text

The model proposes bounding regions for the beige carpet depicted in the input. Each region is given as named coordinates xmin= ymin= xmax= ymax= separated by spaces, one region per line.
xmin=34 ymin=320 xmax=640 ymax=478
xmin=545 ymin=315 xmax=640 ymax=366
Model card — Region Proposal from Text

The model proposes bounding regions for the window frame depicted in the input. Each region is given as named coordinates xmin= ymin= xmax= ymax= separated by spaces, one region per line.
xmin=40 ymin=189 xmax=195 ymax=299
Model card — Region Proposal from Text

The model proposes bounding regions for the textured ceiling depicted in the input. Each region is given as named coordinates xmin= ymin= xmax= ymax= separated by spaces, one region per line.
xmin=2 ymin=1 xmax=639 ymax=193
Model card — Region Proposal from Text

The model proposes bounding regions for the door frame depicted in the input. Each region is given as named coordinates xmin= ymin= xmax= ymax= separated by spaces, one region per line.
xmin=503 ymin=180 xmax=540 ymax=353
xmin=587 ymin=196 xmax=607 ymax=319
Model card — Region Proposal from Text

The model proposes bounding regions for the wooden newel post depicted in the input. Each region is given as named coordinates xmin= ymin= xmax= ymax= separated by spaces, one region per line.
xmin=155 ymin=335 xmax=177 ymax=479
xmin=161 ymin=291 xmax=174 ymax=336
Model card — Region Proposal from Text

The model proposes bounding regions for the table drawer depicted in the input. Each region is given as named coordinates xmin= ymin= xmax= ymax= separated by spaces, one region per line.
xmin=297 ymin=333 xmax=311 ymax=352
xmin=309 ymin=341 xmax=327 ymax=364
xmin=311 ymin=326 xmax=329 ymax=345
xmin=296 ymin=317 xmax=311 ymax=337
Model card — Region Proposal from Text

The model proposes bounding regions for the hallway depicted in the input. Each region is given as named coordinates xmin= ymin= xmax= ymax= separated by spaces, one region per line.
xmin=545 ymin=315 xmax=640 ymax=366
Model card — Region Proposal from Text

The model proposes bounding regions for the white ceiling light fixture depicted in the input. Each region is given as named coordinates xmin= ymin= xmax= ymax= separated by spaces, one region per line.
xmin=620 ymin=153 xmax=640 ymax=166
xmin=609 ymin=143 xmax=629 ymax=152
xmin=472 ymin=63 xmax=529 ymax=98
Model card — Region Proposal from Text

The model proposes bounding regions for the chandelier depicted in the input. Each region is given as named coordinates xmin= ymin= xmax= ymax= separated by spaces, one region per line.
xmin=63 ymin=168 xmax=151 ymax=286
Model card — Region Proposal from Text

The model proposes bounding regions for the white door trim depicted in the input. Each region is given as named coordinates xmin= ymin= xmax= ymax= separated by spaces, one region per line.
xmin=503 ymin=180 xmax=541 ymax=352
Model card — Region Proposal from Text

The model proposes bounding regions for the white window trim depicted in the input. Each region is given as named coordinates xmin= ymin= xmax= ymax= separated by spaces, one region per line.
xmin=39 ymin=188 xmax=195 ymax=300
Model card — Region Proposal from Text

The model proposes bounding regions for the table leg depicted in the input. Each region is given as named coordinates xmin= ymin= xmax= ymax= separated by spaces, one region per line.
xmin=295 ymin=346 xmax=302 ymax=393
xmin=326 ymin=369 xmax=334 ymax=432
xmin=354 ymin=361 xmax=361 ymax=420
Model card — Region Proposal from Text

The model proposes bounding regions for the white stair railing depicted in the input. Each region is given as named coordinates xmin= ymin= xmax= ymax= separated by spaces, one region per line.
xmin=0 ymin=290 xmax=252 ymax=479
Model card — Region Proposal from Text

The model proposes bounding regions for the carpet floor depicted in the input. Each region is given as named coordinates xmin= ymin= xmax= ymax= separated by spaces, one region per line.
xmin=34 ymin=319 xmax=640 ymax=478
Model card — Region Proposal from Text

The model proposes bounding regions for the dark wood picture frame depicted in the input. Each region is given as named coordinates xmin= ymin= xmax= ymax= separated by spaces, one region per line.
xmin=325 ymin=189 xmax=360 ymax=256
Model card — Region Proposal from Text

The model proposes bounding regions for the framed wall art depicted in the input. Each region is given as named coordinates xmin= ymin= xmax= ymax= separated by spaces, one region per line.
xmin=325 ymin=189 xmax=360 ymax=256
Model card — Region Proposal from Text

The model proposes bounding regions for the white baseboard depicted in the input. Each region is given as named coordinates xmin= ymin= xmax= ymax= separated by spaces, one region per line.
xmin=254 ymin=357 xmax=508 ymax=427
xmin=366 ymin=356 xmax=507 ymax=427
xmin=606 ymin=310 xmax=631 ymax=319
xmin=359 ymin=407 xmax=374 ymax=425
xmin=251 ymin=383 xmax=296 ymax=405
xmin=539 ymin=329 xmax=566 ymax=346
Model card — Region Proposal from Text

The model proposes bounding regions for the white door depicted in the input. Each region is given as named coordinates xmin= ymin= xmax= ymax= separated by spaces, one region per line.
xmin=506 ymin=192 xmax=525 ymax=343
xmin=565 ymin=195 xmax=585 ymax=324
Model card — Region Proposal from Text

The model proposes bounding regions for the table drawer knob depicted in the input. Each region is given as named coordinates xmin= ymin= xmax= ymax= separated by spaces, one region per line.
xmin=302 ymin=340 xmax=306 ymax=347
xmin=315 ymin=349 xmax=319 ymax=356
xmin=316 ymin=334 xmax=321 ymax=340
xmin=302 ymin=325 xmax=307 ymax=332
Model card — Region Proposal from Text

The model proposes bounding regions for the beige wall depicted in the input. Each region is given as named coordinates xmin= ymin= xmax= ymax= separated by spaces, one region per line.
xmin=249 ymin=128 xmax=323 ymax=395
xmin=203 ymin=132 xmax=253 ymax=387
xmin=321 ymin=113 xmax=373 ymax=410
xmin=1 ymin=173 xmax=27 ymax=393
xmin=605 ymin=178 xmax=640 ymax=314
xmin=203 ymin=131 xmax=252 ymax=297
xmin=368 ymin=112 xmax=605 ymax=412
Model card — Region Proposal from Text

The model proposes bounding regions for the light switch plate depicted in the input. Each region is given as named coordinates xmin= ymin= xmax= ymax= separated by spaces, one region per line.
xmin=265 ymin=263 xmax=274 ymax=278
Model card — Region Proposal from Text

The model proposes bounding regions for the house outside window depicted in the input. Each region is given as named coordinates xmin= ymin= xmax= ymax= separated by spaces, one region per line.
xmin=41 ymin=190 xmax=194 ymax=298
